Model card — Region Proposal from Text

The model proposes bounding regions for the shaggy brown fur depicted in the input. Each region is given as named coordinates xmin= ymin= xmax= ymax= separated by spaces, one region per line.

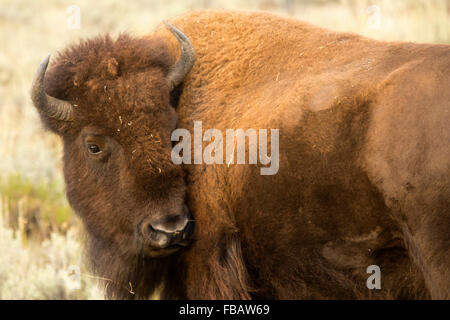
xmin=42 ymin=34 xmax=188 ymax=299
xmin=35 ymin=10 xmax=449 ymax=299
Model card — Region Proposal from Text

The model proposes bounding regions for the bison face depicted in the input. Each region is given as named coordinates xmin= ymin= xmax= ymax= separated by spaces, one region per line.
xmin=30 ymin=23 xmax=196 ymax=260
xmin=64 ymin=122 xmax=193 ymax=259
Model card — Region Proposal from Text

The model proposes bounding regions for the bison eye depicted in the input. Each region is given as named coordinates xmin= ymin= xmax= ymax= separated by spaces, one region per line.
xmin=87 ymin=144 xmax=101 ymax=154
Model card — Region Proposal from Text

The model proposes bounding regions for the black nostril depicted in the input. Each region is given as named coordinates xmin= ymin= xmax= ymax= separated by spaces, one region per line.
xmin=139 ymin=222 xmax=153 ymax=239
xmin=146 ymin=223 xmax=157 ymax=236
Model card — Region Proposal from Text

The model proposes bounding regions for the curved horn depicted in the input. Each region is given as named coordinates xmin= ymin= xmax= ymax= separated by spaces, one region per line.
xmin=163 ymin=21 xmax=195 ymax=91
xmin=30 ymin=55 xmax=74 ymax=121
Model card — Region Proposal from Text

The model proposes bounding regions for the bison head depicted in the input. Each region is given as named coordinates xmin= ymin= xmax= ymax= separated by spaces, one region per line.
xmin=30 ymin=23 xmax=195 ymax=298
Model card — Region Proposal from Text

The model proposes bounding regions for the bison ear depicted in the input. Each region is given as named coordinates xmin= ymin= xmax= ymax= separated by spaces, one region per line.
xmin=107 ymin=58 xmax=120 ymax=77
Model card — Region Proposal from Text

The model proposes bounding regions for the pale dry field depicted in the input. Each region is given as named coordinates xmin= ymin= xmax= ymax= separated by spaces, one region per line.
xmin=0 ymin=0 xmax=448 ymax=299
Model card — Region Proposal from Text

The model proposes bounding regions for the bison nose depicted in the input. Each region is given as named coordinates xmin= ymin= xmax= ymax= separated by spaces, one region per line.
xmin=139 ymin=211 xmax=193 ymax=249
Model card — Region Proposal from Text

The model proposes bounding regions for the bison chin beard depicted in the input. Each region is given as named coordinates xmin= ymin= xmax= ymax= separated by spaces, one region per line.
xmin=142 ymin=246 xmax=182 ymax=258
xmin=85 ymin=232 xmax=187 ymax=299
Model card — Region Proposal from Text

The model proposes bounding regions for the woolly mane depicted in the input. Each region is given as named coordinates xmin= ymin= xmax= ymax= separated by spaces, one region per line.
xmin=39 ymin=33 xmax=175 ymax=140
xmin=45 ymin=34 xmax=172 ymax=100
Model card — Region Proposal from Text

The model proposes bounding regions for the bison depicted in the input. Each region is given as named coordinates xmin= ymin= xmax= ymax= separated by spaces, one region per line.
xmin=31 ymin=10 xmax=450 ymax=299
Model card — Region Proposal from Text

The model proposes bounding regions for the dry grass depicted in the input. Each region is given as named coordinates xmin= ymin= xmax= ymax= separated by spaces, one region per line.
xmin=0 ymin=0 xmax=448 ymax=299
xmin=0 ymin=196 xmax=103 ymax=299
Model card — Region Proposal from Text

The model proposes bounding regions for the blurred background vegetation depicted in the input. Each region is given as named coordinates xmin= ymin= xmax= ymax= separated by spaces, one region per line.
xmin=0 ymin=0 xmax=449 ymax=299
